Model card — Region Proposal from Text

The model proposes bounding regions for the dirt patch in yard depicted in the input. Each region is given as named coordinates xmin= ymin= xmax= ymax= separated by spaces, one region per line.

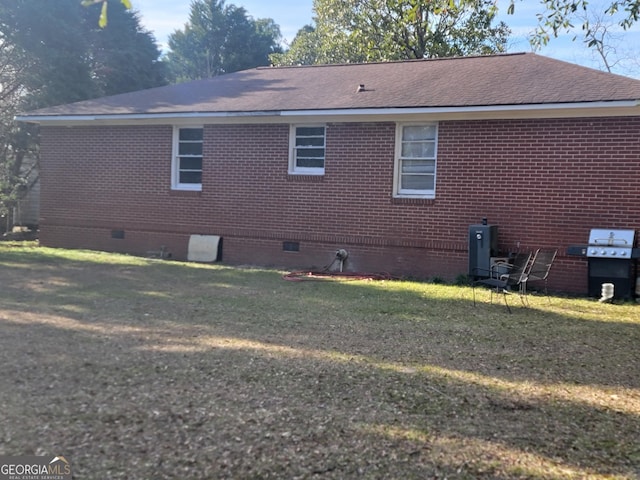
xmin=1 ymin=244 xmax=639 ymax=479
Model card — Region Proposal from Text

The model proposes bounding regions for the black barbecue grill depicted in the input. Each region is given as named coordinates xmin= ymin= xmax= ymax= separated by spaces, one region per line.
xmin=568 ymin=228 xmax=640 ymax=299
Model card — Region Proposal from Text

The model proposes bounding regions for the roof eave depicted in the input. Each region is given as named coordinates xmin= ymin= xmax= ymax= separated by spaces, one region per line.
xmin=15 ymin=100 xmax=640 ymax=126
xmin=14 ymin=110 xmax=281 ymax=124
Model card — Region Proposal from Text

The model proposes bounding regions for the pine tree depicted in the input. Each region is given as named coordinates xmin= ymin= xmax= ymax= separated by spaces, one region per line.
xmin=165 ymin=0 xmax=282 ymax=82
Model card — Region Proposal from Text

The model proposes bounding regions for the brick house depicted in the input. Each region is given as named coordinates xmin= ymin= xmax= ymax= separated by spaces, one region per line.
xmin=17 ymin=53 xmax=640 ymax=295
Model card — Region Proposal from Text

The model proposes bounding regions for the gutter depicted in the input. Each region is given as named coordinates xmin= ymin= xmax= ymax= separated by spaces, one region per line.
xmin=15 ymin=100 xmax=640 ymax=125
xmin=15 ymin=110 xmax=281 ymax=123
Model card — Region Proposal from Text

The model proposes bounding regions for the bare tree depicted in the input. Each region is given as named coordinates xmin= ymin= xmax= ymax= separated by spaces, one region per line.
xmin=577 ymin=1 xmax=640 ymax=76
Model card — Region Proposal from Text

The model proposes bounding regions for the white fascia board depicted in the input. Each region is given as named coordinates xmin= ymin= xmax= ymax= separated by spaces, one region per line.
xmin=283 ymin=100 xmax=640 ymax=117
xmin=14 ymin=110 xmax=281 ymax=125
xmin=15 ymin=100 xmax=640 ymax=125
xmin=285 ymin=101 xmax=640 ymax=123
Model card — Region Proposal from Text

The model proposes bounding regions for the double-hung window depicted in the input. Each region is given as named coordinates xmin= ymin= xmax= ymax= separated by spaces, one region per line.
xmin=290 ymin=125 xmax=325 ymax=175
xmin=395 ymin=123 xmax=438 ymax=198
xmin=172 ymin=126 xmax=203 ymax=190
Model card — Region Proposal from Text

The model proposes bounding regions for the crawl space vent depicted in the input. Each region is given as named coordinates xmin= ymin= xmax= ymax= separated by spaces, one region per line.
xmin=188 ymin=235 xmax=221 ymax=262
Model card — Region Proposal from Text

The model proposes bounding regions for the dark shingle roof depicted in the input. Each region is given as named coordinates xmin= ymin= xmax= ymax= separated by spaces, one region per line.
xmin=20 ymin=53 xmax=640 ymax=118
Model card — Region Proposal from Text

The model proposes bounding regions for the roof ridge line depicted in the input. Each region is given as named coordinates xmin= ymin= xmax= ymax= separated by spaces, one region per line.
xmin=259 ymin=52 xmax=530 ymax=71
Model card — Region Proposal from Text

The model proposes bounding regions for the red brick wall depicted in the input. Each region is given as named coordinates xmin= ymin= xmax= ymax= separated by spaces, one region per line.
xmin=38 ymin=117 xmax=640 ymax=294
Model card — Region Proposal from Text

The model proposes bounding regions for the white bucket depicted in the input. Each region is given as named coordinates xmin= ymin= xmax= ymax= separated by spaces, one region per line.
xmin=599 ymin=283 xmax=614 ymax=303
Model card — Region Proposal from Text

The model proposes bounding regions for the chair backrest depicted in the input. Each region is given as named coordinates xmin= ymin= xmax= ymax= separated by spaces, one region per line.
xmin=528 ymin=249 xmax=558 ymax=281
xmin=505 ymin=252 xmax=532 ymax=286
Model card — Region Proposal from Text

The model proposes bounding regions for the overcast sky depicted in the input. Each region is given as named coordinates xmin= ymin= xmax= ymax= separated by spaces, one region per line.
xmin=133 ymin=0 xmax=640 ymax=78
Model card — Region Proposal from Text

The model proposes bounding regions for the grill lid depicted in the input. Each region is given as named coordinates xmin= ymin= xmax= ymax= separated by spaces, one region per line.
xmin=587 ymin=229 xmax=635 ymax=258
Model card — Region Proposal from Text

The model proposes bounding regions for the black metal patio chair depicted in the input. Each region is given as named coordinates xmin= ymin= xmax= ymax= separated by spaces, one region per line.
xmin=472 ymin=251 xmax=533 ymax=313
xmin=525 ymin=248 xmax=558 ymax=301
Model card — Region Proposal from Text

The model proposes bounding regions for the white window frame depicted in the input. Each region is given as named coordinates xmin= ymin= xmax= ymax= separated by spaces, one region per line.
xmin=172 ymin=126 xmax=203 ymax=191
xmin=289 ymin=124 xmax=326 ymax=175
xmin=393 ymin=122 xmax=438 ymax=199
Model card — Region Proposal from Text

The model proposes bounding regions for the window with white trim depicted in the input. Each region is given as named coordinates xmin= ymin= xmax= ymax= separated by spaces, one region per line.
xmin=394 ymin=123 xmax=438 ymax=198
xmin=289 ymin=125 xmax=325 ymax=174
xmin=172 ymin=126 xmax=203 ymax=190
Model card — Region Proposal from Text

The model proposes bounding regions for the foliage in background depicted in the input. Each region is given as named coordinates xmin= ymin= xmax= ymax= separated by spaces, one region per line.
xmin=165 ymin=0 xmax=282 ymax=82
xmin=572 ymin=1 xmax=640 ymax=74
xmin=271 ymin=0 xmax=510 ymax=66
xmin=1 ymin=0 xmax=166 ymax=108
xmin=0 ymin=38 xmax=35 ymax=223
xmin=81 ymin=0 xmax=133 ymax=28
xmin=0 ymin=0 xmax=166 ymax=231
xmin=509 ymin=0 xmax=640 ymax=48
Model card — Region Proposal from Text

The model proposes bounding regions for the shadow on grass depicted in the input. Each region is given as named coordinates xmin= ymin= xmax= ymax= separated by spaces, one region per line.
xmin=1 ymin=246 xmax=639 ymax=478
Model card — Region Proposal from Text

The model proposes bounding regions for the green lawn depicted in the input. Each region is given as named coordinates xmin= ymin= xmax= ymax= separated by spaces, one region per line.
xmin=1 ymin=242 xmax=638 ymax=479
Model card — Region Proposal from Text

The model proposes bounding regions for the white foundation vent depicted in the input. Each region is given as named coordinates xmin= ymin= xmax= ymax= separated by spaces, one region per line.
xmin=188 ymin=235 xmax=221 ymax=262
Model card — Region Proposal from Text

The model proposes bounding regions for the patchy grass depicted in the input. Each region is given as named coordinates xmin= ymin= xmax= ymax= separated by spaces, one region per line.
xmin=0 ymin=242 xmax=639 ymax=479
